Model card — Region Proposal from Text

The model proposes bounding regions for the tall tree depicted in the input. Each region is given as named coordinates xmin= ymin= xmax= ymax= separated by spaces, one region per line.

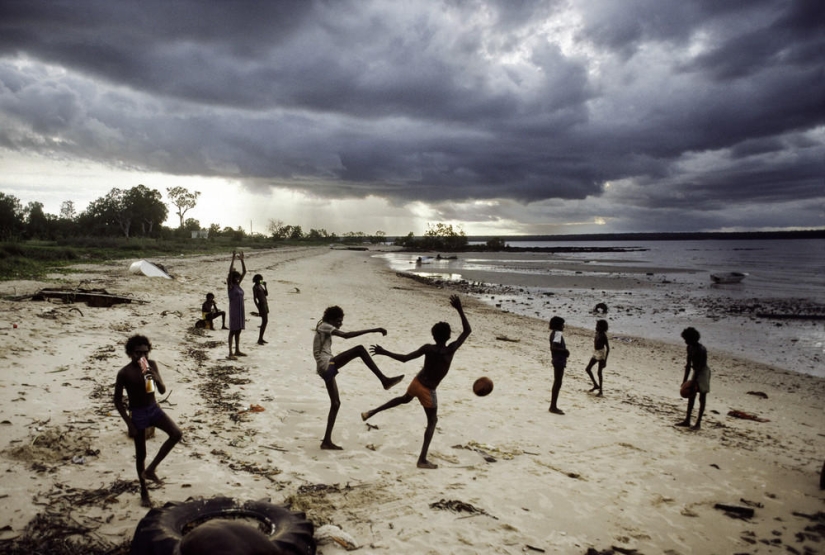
xmin=24 ymin=201 xmax=48 ymax=239
xmin=167 ymin=187 xmax=201 ymax=228
xmin=129 ymin=184 xmax=168 ymax=236
xmin=0 ymin=192 xmax=24 ymax=240
xmin=60 ymin=200 xmax=76 ymax=220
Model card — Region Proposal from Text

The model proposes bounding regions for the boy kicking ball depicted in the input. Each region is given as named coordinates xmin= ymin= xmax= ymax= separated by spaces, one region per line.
xmin=361 ymin=295 xmax=471 ymax=469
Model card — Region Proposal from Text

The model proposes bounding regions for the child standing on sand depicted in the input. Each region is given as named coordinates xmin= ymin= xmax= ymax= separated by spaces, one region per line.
xmin=252 ymin=274 xmax=269 ymax=345
xmin=549 ymin=316 xmax=569 ymax=415
xmin=313 ymin=306 xmax=405 ymax=450
xmin=584 ymin=319 xmax=610 ymax=396
xmin=361 ymin=295 xmax=471 ymax=469
xmin=114 ymin=335 xmax=182 ymax=507
xmin=676 ymin=327 xmax=711 ymax=430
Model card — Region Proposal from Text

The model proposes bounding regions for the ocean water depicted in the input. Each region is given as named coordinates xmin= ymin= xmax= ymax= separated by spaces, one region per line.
xmin=375 ymin=239 xmax=825 ymax=378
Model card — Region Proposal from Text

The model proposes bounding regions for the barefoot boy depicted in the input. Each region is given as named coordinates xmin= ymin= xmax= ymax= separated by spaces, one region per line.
xmin=361 ymin=295 xmax=471 ymax=469
xmin=114 ymin=335 xmax=182 ymax=507
xmin=313 ymin=306 xmax=405 ymax=450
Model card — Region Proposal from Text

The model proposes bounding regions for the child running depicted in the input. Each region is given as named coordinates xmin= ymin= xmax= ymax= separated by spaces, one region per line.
xmin=361 ymin=295 xmax=471 ymax=469
xmin=584 ymin=319 xmax=610 ymax=396
xmin=313 ymin=306 xmax=405 ymax=450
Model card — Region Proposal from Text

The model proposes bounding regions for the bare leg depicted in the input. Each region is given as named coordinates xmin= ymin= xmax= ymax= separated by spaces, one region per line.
xmin=549 ymin=365 xmax=565 ymax=414
xmin=227 ymin=330 xmax=235 ymax=358
xmin=235 ymin=331 xmax=246 ymax=356
xmin=692 ymin=392 xmax=707 ymax=430
xmin=332 ymin=345 xmax=403 ymax=390
xmin=676 ymin=393 xmax=696 ymax=426
xmin=321 ymin=378 xmax=342 ymax=450
xmin=133 ymin=434 xmax=151 ymax=507
xmin=144 ymin=411 xmax=182 ymax=482
xmin=596 ymin=362 xmax=604 ymax=396
xmin=585 ymin=359 xmax=599 ymax=391
xmin=257 ymin=313 xmax=268 ymax=344
xmin=362 ymin=393 xmax=413 ymax=421
xmin=417 ymin=407 xmax=438 ymax=469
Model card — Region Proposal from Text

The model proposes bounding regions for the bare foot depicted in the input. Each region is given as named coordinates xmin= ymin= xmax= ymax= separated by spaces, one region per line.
xmin=588 ymin=386 xmax=599 ymax=392
xmin=417 ymin=460 xmax=438 ymax=469
xmin=383 ymin=375 xmax=405 ymax=390
xmin=140 ymin=493 xmax=152 ymax=508
xmin=235 ymin=351 xmax=248 ymax=357
xmin=690 ymin=423 xmax=701 ymax=431
xmin=549 ymin=407 xmax=565 ymax=415
xmin=674 ymin=420 xmax=691 ymax=427
xmin=142 ymin=469 xmax=161 ymax=483
xmin=596 ymin=391 xmax=603 ymax=397
xmin=227 ymin=354 xmax=237 ymax=360
xmin=361 ymin=412 xmax=371 ymax=422
xmin=320 ymin=441 xmax=343 ymax=450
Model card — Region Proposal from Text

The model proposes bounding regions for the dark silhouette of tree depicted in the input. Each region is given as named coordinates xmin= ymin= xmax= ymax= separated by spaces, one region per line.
xmin=0 ymin=192 xmax=24 ymax=240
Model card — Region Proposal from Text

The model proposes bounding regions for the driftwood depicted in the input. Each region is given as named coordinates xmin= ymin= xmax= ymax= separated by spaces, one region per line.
xmin=714 ymin=503 xmax=755 ymax=518
xmin=755 ymin=312 xmax=825 ymax=320
xmin=31 ymin=288 xmax=145 ymax=308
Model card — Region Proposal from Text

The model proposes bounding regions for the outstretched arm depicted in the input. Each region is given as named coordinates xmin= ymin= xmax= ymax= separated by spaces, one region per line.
xmin=333 ymin=327 xmax=387 ymax=340
xmin=371 ymin=344 xmax=426 ymax=363
xmin=227 ymin=251 xmax=236 ymax=284
xmin=238 ymin=251 xmax=247 ymax=282
xmin=449 ymin=295 xmax=471 ymax=349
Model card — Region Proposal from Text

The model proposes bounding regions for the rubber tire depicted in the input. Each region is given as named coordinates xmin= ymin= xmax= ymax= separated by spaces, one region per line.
xmin=130 ymin=496 xmax=315 ymax=555
xmin=594 ymin=302 xmax=608 ymax=314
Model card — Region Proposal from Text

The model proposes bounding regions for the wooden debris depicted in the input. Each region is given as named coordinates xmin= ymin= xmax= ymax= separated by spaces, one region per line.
xmin=714 ymin=503 xmax=755 ymax=518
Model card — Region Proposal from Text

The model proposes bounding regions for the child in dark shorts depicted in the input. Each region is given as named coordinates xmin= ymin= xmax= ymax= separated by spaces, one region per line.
xmin=361 ymin=295 xmax=471 ymax=469
xmin=114 ymin=335 xmax=182 ymax=507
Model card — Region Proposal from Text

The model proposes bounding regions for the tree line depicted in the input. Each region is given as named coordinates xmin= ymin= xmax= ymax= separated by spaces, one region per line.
xmin=1 ymin=185 xmax=471 ymax=248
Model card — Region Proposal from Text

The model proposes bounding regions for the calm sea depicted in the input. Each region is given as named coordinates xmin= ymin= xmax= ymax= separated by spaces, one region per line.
xmin=375 ymin=239 xmax=825 ymax=377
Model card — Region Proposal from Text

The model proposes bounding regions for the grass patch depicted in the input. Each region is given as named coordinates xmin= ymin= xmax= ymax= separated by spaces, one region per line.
xmin=0 ymin=237 xmax=281 ymax=280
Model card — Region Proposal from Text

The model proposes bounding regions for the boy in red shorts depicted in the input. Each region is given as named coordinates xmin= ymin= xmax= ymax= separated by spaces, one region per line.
xmin=361 ymin=295 xmax=471 ymax=469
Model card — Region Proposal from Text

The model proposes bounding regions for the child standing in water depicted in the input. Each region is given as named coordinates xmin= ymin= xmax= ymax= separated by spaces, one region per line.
xmin=548 ymin=316 xmax=569 ymax=415
xmin=313 ymin=306 xmax=405 ymax=450
xmin=584 ymin=319 xmax=610 ymax=396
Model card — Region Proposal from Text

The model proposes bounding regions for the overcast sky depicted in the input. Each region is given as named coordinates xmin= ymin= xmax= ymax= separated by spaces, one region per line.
xmin=1 ymin=0 xmax=823 ymax=236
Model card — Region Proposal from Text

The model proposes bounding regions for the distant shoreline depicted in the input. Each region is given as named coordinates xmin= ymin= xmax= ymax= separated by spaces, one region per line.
xmin=465 ymin=229 xmax=825 ymax=243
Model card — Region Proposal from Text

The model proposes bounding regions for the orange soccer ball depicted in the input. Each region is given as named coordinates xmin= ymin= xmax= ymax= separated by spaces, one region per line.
xmin=473 ymin=376 xmax=494 ymax=397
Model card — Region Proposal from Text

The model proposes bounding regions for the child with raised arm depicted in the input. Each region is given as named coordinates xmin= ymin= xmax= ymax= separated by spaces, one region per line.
xmin=227 ymin=251 xmax=247 ymax=359
xmin=584 ymin=319 xmax=610 ymax=396
xmin=114 ymin=335 xmax=182 ymax=507
xmin=361 ymin=295 xmax=471 ymax=469
xmin=313 ymin=306 xmax=405 ymax=450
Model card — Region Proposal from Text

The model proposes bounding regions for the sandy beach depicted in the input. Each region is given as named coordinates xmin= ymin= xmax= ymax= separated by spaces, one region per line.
xmin=0 ymin=246 xmax=823 ymax=554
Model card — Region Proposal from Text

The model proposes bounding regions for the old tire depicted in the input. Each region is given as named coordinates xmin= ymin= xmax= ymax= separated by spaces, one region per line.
xmin=594 ymin=302 xmax=608 ymax=314
xmin=130 ymin=496 xmax=315 ymax=555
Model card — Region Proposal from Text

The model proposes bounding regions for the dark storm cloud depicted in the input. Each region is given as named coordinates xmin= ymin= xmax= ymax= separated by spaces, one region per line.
xmin=0 ymin=0 xmax=822 ymax=231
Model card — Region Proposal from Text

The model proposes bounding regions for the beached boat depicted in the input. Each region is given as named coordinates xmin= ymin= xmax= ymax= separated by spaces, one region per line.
xmin=710 ymin=272 xmax=747 ymax=284
xmin=129 ymin=259 xmax=172 ymax=279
